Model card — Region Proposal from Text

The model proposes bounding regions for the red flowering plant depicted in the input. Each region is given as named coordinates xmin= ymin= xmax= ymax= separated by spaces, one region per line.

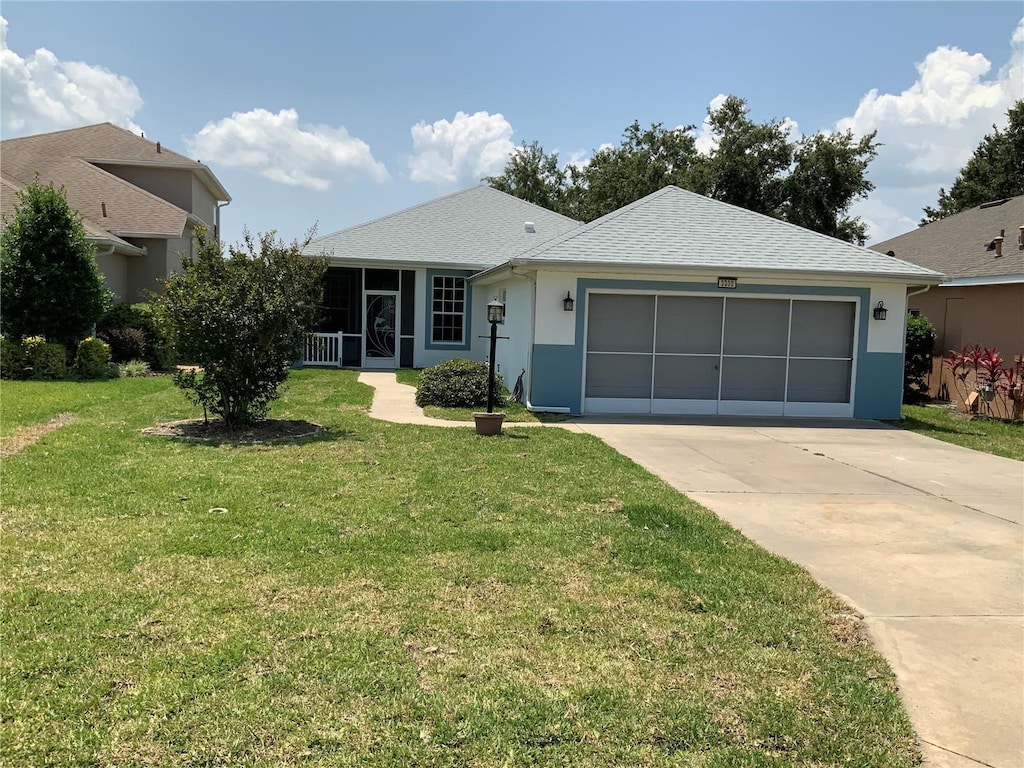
xmin=945 ymin=344 xmax=1023 ymax=421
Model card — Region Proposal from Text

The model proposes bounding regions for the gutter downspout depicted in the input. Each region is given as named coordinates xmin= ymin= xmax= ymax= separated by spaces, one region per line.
xmin=509 ymin=263 xmax=573 ymax=414
xmin=216 ymin=200 xmax=231 ymax=244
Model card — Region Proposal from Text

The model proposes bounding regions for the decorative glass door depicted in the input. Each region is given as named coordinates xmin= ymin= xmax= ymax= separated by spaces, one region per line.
xmin=363 ymin=291 xmax=398 ymax=368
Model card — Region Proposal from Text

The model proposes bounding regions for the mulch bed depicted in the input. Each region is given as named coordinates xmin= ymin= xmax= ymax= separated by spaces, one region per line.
xmin=142 ymin=418 xmax=324 ymax=444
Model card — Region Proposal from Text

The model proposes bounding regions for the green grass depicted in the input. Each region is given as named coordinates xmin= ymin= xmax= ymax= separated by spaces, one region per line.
xmin=1 ymin=369 xmax=920 ymax=767
xmin=893 ymin=404 xmax=1024 ymax=461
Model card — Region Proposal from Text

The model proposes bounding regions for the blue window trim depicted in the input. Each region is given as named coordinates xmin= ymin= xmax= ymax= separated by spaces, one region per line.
xmin=424 ymin=269 xmax=474 ymax=351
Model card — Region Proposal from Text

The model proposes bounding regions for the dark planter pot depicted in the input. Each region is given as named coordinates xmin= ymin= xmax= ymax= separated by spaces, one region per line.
xmin=473 ymin=412 xmax=506 ymax=436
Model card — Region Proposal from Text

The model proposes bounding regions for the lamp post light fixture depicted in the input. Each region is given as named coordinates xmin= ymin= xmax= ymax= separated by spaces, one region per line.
xmin=483 ymin=298 xmax=506 ymax=422
xmin=872 ymin=301 xmax=888 ymax=321
xmin=562 ymin=291 xmax=575 ymax=312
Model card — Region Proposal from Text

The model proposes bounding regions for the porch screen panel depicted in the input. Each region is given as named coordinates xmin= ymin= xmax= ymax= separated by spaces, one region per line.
xmin=788 ymin=360 xmax=852 ymax=403
xmin=586 ymin=294 xmax=655 ymax=399
xmin=790 ymin=301 xmax=855 ymax=358
xmin=656 ymin=296 xmax=723 ymax=354
xmin=723 ymin=298 xmax=789 ymax=356
xmin=653 ymin=355 xmax=719 ymax=400
xmin=788 ymin=300 xmax=855 ymax=403
xmin=585 ymin=353 xmax=653 ymax=398
xmin=721 ymin=357 xmax=786 ymax=401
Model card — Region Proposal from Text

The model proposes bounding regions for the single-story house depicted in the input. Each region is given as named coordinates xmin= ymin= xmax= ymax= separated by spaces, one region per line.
xmin=303 ymin=185 xmax=944 ymax=419
xmin=871 ymin=196 xmax=1023 ymax=399
xmin=0 ymin=122 xmax=231 ymax=302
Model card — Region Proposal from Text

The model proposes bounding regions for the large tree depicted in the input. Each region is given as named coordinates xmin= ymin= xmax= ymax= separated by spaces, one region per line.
xmin=566 ymin=121 xmax=699 ymax=222
xmin=0 ymin=179 xmax=108 ymax=347
xmin=485 ymin=141 xmax=567 ymax=213
xmin=485 ymin=96 xmax=879 ymax=243
xmin=921 ymin=100 xmax=1024 ymax=224
xmin=156 ymin=228 xmax=326 ymax=427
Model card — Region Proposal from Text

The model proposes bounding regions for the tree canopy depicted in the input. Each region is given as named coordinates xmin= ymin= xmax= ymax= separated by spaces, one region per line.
xmin=155 ymin=228 xmax=326 ymax=427
xmin=0 ymin=178 xmax=109 ymax=347
xmin=486 ymin=95 xmax=880 ymax=244
xmin=921 ymin=100 xmax=1024 ymax=224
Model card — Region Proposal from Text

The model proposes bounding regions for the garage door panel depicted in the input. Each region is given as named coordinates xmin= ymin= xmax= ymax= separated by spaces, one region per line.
xmin=724 ymin=299 xmax=789 ymax=356
xmin=587 ymin=294 xmax=655 ymax=352
xmin=656 ymin=296 xmax=723 ymax=354
xmin=721 ymin=357 xmax=786 ymax=401
xmin=653 ymin=355 xmax=719 ymax=399
xmin=791 ymin=301 xmax=855 ymax=358
xmin=788 ymin=359 xmax=852 ymax=403
xmin=585 ymin=353 xmax=653 ymax=398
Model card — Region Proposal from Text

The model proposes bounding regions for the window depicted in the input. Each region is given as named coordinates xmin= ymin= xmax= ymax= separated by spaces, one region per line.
xmin=431 ymin=275 xmax=465 ymax=343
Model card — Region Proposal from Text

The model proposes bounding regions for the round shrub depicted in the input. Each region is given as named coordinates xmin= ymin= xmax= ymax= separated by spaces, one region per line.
xmin=99 ymin=327 xmax=147 ymax=363
xmin=98 ymin=302 xmax=175 ymax=370
xmin=119 ymin=359 xmax=151 ymax=378
xmin=24 ymin=337 xmax=68 ymax=380
xmin=415 ymin=358 xmax=506 ymax=408
xmin=1 ymin=337 xmax=28 ymax=379
xmin=73 ymin=337 xmax=113 ymax=379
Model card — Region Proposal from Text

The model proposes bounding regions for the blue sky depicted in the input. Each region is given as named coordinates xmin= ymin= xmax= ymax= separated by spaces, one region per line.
xmin=2 ymin=2 xmax=1021 ymax=246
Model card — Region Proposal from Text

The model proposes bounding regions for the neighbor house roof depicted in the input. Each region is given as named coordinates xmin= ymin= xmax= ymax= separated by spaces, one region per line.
xmin=1 ymin=122 xmax=230 ymax=250
xmin=871 ymin=195 xmax=1024 ymax=285
xmin=498 ymin=186 xmax=943 ymax=282
xmin=302 ymin=186 xmax=581 ymax=269
xmin=1 ymin=122 xmax=230 ymax=202
xmin=1 ymin=172 xmax=145 ymax=255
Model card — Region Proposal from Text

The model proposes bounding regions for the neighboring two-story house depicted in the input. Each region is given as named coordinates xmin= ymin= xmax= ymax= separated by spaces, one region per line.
xmin=1 ymin=122 xmax=231 ymax=302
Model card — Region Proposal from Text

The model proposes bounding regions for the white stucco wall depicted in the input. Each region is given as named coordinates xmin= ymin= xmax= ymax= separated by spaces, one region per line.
xmin=534 ymin=271 xmax=579 ymax=345
xmin=866 ymin=284 xmax=909 ymax=353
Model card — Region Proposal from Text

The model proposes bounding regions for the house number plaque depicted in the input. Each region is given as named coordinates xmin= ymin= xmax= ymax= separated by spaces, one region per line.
xmin=717 ymin=277 xmax=738 ymax=289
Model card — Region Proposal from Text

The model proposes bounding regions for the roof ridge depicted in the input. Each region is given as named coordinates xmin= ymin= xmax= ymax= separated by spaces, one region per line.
xmin=515 ymin=186 xmax=676 ymax=262
xmin=307 ymin=185 xmax=579 ymax=248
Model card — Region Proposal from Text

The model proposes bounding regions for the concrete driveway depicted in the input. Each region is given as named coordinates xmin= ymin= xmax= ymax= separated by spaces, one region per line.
xmin=570 ymin=416 xmax=1023 ymax=768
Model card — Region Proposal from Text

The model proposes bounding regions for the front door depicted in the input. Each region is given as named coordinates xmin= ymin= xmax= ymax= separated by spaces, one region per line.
xmin=363 ymin=291 xmax=399 ymax=369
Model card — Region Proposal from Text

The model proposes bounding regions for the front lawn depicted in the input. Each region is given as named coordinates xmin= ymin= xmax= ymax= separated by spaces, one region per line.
xmin=394 ymin=367 xmax=546 ymax=423
xmin=894 ymin=404 xmax=1024 ymax=461
xmin=1 ymin=370 xmax=919 ymax=766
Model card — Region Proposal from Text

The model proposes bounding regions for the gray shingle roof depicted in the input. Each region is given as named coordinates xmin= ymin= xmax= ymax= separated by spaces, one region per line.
xmin=512 ymin=186 xmax=943 ymax=281
xmin=302 ymin=186 xmax=581 ymax=268
xmin=871 ymin=196 xmax=1024 ymax=281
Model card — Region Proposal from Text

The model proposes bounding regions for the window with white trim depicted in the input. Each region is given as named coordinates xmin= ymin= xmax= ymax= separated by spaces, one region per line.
xmin=431 ymin=275 xmax=465 ymax=343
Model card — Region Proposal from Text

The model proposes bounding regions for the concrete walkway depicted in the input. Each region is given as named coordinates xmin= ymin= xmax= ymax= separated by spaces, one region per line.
xmin=359 ymin=373 xmax=1023 ymax=766
xmin=571 ymin=417 xmax=1023 ymax=768
xmin=359 ymin=371 xmax=574 ymax=429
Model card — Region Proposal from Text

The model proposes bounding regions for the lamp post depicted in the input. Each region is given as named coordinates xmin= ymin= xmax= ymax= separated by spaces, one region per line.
xmin=486 ymin=298 xmax=504 ymax=414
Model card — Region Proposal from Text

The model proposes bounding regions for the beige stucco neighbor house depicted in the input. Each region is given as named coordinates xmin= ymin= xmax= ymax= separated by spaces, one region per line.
xmin=0 ymin=122 xmax=231 ymax=302
xmin=872 ymin=196 xmax=1024 ymax=398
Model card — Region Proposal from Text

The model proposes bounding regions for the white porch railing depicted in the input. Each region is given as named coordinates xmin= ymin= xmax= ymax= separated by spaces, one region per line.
xmin=304 ymin=332 xmax=342 ymax=367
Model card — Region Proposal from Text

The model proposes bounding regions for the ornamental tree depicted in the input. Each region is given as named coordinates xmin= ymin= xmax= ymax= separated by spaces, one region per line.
xmin=0 ymin=179 xmax=109 ymax=347
xmin=155 ymin=228 xmax=326 ymax=427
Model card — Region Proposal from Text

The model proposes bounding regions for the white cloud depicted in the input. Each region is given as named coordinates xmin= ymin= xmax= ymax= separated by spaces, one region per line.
xmin=408 ymin=111 xmax=516 ymax=184
xmin=837 ymin=18 xmax=1023 ymax=181
xmin=0 ymin=15 xmax=143 ymax=136
xmin=187 ymin=108 xmax=389 ymax=191
xmin=838 ymin=17 xmax=1023 ymax=241
xmin=692 ymin=93 xmax=730 ymax=155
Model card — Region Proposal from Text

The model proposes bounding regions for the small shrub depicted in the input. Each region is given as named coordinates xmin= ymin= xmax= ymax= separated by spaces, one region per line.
xmin=1 ymin=337 xmax=28 ymax=379
xmin=119 ymin=359 xmax=151 ymax=378
xmin=99 ymin=327 xmax=147 ymax=363
xmin=98 ymin=302 xmax=175 ymax=370
xmin=415 ymin=358 xmax=506 ymax=408
xmin=24 ymin=336 xmax=68 ymax=380
xmin=904 ymin=313 xmax=936 ymax=402
xmin=73 ymin=337 xmax=113 ymax=379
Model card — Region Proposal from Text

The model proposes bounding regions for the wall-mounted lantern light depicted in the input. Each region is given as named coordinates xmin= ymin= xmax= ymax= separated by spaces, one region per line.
xmin=872 ymin=301 xmax=888 ymax=321
xmin=562 ymin=291 xmax=575 ymax=312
